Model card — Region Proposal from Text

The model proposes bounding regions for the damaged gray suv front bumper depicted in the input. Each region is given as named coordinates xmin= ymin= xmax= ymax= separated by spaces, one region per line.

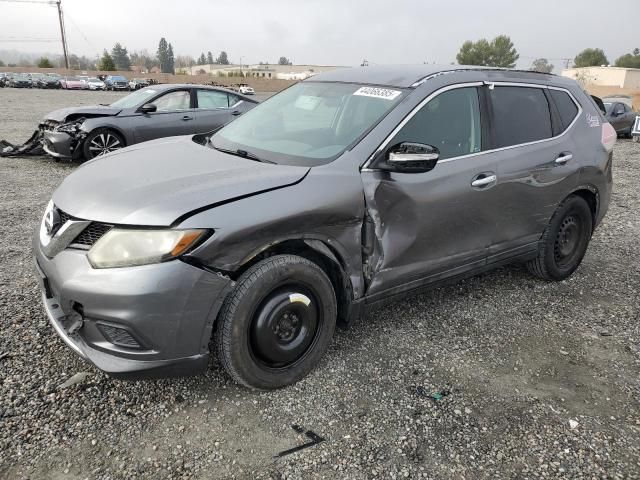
xmin=34 ymin=237 xmax=233 ymax=379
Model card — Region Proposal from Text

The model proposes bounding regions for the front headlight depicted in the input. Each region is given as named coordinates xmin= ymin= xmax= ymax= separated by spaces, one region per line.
xmin=87 ymin=229 xmax=208 ymax=269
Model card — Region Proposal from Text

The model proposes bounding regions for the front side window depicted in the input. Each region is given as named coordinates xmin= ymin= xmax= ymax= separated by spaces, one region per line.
xmin=490 ymin=86 xmax=552 ymax=148
xmin=110 ymin=88 xmax=159 ymax=109
xmin=213 ymin=82 xmax=405 ymax=166
xmin=153 ymin=90 xmax=191 ymax=111
xmin=197 ymin=89 xmax=231 ymax=109
xmin=389 ymin=87 xmax=482 ymax=160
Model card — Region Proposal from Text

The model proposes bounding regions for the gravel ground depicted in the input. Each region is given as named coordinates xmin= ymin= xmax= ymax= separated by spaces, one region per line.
xmin=1 ymin=88 xmax=639 ymax=479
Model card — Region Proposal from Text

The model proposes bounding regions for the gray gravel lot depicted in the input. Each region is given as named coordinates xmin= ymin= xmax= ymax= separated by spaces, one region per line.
xmin=1 ymin=88 xmax=639 ymax=479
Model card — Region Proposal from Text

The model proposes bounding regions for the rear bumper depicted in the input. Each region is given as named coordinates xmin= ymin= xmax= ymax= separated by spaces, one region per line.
xmin=34 ymin=239 xmax=234 ymax=379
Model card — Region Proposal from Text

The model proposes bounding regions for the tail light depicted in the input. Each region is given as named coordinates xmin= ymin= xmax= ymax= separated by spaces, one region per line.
xmin=602 ymin=122 xmax=616 ymax=152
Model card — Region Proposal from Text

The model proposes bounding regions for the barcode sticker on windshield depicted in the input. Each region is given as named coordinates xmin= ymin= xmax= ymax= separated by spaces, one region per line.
xmin=353 ymin=87 xmax=401 ymax=100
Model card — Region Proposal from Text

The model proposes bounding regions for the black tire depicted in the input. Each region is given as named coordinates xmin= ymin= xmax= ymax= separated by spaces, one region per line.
xmin=215 ymin=254 xmax=337 ymax=390
xmin=527 ymin=195 xmax=593 ymax=281
xmin=633 ymin=136 xmax=640 ymax=143
xmin=82 ymin=128 xmax=125 ymax=160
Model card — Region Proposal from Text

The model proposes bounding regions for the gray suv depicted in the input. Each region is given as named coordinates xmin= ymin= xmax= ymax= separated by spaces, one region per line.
xmin=34 ymin=65 xmax=615 ymax=390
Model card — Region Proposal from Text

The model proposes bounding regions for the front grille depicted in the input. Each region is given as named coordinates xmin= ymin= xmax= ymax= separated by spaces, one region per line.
xmin=58 ymin=209 xmax=70 ymax=225
xmin=71 ymin=222 xmax=112 ymax=247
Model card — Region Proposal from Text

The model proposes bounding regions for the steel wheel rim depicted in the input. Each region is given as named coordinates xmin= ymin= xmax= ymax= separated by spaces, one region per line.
xmin=89 ymin=133 xmax=122 ymax=156
xmin=249 ymin=285 xmax=321 ymax=369
xmin=554 ymin=215 xmax=582 ymax=268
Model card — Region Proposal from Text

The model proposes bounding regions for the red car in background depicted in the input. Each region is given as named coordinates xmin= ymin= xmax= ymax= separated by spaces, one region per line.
xmin=60 ymin=76 xmax=86 ymax=90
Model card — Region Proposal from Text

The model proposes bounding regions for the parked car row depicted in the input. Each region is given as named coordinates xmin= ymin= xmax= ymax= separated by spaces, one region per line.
xmin=0 ymin=73 xmax=155 ymax=91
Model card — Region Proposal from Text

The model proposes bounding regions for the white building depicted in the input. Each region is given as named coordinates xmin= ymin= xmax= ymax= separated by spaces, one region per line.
xmin=183 ymin=63 xmax=343 ymax=79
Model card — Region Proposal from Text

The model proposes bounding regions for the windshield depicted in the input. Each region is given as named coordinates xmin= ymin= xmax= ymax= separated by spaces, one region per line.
xmin=110 ymin=88 xmax=160 ymax=109
xmin=66 ymin=76 xmax=79 ymax=81
xmin=212 ymin=82 xmax=405 ymax=166
xmin=88 ymin=77 xmax=100 ymax=82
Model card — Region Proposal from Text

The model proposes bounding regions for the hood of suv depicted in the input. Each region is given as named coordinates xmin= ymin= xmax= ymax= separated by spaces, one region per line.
xmin=44 ymin=106 xmax=122 ymax=122
xmin=52 ymin=136 xmax=310 ymax=226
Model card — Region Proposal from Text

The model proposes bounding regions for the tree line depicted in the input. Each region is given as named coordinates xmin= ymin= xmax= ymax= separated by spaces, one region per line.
xmin=3 ymin=36 xmax=639 ymax=74
xmin=455 ymin=35 xmax=640 ymax=72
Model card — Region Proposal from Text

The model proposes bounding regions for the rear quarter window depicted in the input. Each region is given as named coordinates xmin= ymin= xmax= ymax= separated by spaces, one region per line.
xmin=490 ymin=86 xmax=552 ymax=148
xmin=549 ymin=90 xmax=579 ymax=130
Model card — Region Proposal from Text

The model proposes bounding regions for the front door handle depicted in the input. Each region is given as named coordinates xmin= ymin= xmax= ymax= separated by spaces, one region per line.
xmin=471 ymin=174 xmax=497 ymax=188
xmin=231 ymin=110 xmax=242 ymax=116
xmin=555 ymin=152 xmax=573 ymax=165
xmin=182 ymin=115 xmax=193 ymax=121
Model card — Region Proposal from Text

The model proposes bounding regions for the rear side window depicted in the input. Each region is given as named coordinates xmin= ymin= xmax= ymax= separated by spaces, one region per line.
xmin=490 ymin=87 xmax=552 ymax=148
xmin=391 ymin=87 xmax=482 ymax=160
xmin=197 ymin=89 xmax=230 ymax=109
xmin=549 ymin=90 xmax=579 ymax=130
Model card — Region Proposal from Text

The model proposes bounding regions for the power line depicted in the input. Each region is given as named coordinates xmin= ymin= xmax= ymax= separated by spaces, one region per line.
xmin=0 ymin=0 xmax=57 ymax=4
xmin=0 ymin=0 xmax=69 ymax=67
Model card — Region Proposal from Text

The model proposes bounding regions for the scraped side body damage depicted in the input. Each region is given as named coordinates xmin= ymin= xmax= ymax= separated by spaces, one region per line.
xmin=181 ymin=162 xmax=368 ymax=301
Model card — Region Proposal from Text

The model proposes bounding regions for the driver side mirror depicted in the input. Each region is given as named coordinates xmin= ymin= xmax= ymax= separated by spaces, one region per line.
xmin=140 ymin=103 xmax=157 ymax=114
xmin=384 ymin=142 xmax=440 ymax=173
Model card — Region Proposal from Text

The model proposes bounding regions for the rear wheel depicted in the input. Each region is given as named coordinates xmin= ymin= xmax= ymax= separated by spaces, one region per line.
xmin=527 ymin=195 xmax=593 ymax=281
xmin=82 ymin=129 xmax=125 ymax=160
xmin=215 ymin=254 xmax=337 ymax=390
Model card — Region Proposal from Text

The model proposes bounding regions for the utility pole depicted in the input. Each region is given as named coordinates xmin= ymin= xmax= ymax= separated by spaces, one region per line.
xmin=56 ymin=0 xmax=69 ymax=69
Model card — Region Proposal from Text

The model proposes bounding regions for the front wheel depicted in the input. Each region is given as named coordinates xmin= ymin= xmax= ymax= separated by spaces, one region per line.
xmin=215 ymin=254 xmax=337 ymax=390
xmin=82 ymin=129 xmax=125 ymax=160
xmin=527 ymin=195 xmax=593 ymax=281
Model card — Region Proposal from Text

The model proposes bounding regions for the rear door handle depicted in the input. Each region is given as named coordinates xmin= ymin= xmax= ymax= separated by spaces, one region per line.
xmin=182 ymin=115 xmax=193 ymax=121
xmin=471 ymin=174 xmax=497 ymax=188
xmin=555 ymin=153 xmax=573 ymax=165
xmin=231 ymin=110 xmax=242 ymax=116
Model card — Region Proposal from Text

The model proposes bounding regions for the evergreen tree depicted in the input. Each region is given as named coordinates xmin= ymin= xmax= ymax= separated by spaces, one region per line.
xmin=111 ymin=43 xmax=131 ymax=70
xmin=207 ymin=51 xmax=214 ymax=64
xmin=98 ymin=50 xmax=116 ymax=71
xmin=167 ymin=43 xmax=175 ymax=73
xmin=37 ymin=57 xmax=53 ymax=68
xmin=216 ymin=51 xmax=229 ymax=65
xmin=157 ymin=37 xmax=169 ymax=73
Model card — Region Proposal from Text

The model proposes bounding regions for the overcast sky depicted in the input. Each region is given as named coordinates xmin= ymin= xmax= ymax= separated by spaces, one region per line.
xmin=0 ymin=0 xmax=637 ymax=70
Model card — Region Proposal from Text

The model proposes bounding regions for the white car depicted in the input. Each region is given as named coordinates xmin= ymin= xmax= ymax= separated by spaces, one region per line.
xmin=238 ymin=85 xmax=255 ymax=95
xmin=86 ymin=77 xmax=106 ymax=90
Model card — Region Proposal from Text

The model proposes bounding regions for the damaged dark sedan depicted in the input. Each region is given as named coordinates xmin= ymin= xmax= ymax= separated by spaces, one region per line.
xmin=35 ymin=65 xmax=614 ymax=390
xmin=40 ymin=84 xmax=257 ymax=160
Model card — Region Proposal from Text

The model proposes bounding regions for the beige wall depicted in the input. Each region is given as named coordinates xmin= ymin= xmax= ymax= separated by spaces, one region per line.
xmin=562 ymin=66 xmax=640 ymax=89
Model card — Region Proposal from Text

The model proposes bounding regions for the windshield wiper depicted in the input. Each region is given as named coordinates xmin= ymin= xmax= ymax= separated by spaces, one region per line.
xmin=213 ymin=146 xmax=275 ymax=164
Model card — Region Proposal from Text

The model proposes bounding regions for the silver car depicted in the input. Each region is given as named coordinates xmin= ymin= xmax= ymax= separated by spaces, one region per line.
xmin=34 ymin=65 xmax=615 ymax=389
xmin=41 ymin=84 xmax=257 ymax=160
